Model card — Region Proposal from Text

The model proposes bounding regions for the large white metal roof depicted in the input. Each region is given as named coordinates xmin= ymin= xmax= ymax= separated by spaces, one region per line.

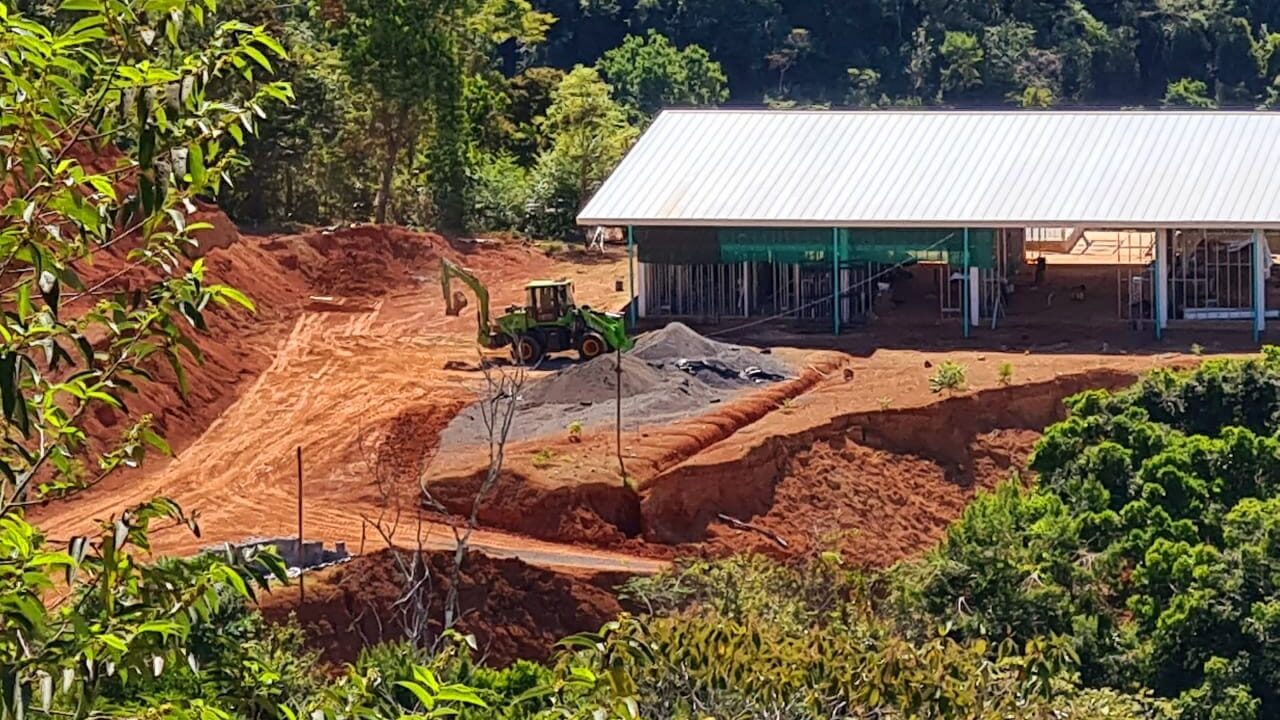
xmin=577 ymin=109 xmax=1280 ymax=229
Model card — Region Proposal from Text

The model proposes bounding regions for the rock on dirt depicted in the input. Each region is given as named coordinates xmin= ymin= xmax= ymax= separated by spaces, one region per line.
xmin=439 ymin=323 xmax=791 ymax=447
xmin=260 ymin=549 xmax=625 ymax=668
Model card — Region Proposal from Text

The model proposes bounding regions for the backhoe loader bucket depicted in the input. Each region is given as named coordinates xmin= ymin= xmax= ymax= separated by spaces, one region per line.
xmin=446 ymin=291 xmax=468 ymax=316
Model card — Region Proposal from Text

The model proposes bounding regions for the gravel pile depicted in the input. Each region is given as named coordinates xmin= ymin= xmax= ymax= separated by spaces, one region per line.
xmin=632 ymin=322 xmax=790 ymax=389
xmin=438 ymin=322 xmax=791 ymax=448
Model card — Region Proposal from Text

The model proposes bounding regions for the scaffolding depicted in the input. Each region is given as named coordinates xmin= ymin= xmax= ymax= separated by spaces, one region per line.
xmin=1169 ymin=230 xmax=1256 ymax=322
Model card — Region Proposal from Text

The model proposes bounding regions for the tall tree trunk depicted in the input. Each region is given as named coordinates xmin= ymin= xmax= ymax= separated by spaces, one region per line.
xmin=373 ymin=105 xmax=406 ymax=224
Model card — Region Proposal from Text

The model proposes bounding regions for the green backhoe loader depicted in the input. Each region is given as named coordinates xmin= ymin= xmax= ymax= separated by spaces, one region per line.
xmin=441 ymin=258 xmax=633 ymax=364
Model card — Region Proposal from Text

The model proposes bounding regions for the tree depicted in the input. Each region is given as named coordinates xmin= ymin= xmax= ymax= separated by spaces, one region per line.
xmin=766 ymin=27 xmax=811 ymax=96
xmin=982 ymin=21 xmax=1037 ymax=97
xmin=940 ymin=30 xmax=984 ymax=96
xmin=328 ymin=0 xmax=468 ymax=228
xmin=0 ymin=0 xmax=298 ymax=713
xmin=2 ymin=0 xmax=288 ymax=515
xmin=632 ymin=0 xmax=783 ymax=97
xmin=526 ymin=67 xmax=636 ymax=237
xmin=1163 ymin=77 xmax=1217 ymax=107
xmin=596 ymin=30 xmax=728 ymax=119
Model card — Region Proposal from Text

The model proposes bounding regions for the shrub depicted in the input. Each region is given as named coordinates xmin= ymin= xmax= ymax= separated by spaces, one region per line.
xmin=901 ymin=347 xmax=1280 ymax=711
xmin=929 ymin=361 xmax=968 ymax=393
xmin=998 ymin=361 xmax=1014 ymax=386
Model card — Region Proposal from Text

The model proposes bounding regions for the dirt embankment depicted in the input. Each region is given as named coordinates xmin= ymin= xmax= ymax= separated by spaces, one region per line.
xmin=260 ymin=549 xmax=625 ymax=668
xmin=425 ymin=365 xmax=1138 ymax=568
xmin=424 ymin=352 xmax=844 ymax=553
xmin=38 ymin=222 xmax=466 ymax=531
xmin=78 ymin=222 xmax=460 ymax=461
xmin=640 ymin=368 xmax=1139 ymax=566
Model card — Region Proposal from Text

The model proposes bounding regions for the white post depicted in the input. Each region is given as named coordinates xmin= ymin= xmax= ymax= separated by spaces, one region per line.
xmin=636 ymin=261 xmax=648 ymax=319
xmin=1254 ymin=229 xmax=1267 ymax=341
xmin=968 ymin=267 xmax=981 ymax=327
xmin=1154 ymin=228 xmax=1169 ymax=339
xmin=742 ymin=262 xmax=750 ymax=317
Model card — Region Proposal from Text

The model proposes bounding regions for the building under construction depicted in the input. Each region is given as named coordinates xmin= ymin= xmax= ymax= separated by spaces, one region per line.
xmin=578 ymin=110 xmax=1280 ymax=340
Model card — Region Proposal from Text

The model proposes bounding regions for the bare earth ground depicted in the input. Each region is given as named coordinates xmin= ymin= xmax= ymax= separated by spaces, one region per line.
xmin=31 ymin=222 xmax=1254 ymax=665
xmin=32 ymin=224 xmax=1222 ymax=572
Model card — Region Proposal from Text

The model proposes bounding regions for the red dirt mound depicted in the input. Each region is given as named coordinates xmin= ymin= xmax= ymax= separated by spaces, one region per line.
xmin=371 ymin=401 xmax=468 ymax=497
xmin=426 ymin=471 xmax=644 ymax=549
xmin=266 ymin=224 xmax=455 ymax=298
xmin=697 ymin=429 xmax=1038 ymax=567
xmin=261 ymin=549 xmax=626 ymax=668
xmin=56 ymin=225 xmax=459 ymax=515
xmin=643 ymin=369 xmax=1140 ymax=566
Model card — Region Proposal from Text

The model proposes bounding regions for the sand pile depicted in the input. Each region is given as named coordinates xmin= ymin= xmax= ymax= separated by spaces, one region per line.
xmin=439 ymin=322 xmax=790 ymax=447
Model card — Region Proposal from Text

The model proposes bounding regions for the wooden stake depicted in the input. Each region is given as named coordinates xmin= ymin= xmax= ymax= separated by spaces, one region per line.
xmin=297 ymin=445 xmax=304 ymax=603
xmin=615 ymin=347 xmax=626 ymax=484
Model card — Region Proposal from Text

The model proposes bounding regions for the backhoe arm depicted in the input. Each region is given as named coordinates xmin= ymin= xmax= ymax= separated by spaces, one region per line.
xmin=441 ymin=258 xmax=494 ymax=347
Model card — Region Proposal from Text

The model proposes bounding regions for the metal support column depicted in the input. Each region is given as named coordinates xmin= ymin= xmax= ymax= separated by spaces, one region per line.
xmin=1154 ymin=228 xmax=1168 ymax=340
xmin=831 ymin=228 xmax=841 ymax=335
xmin=626 ymin=226 xmax=636 ymax=328
xmin=1254 ymin=228 xmax=1267 ymax=342
xmin=962 ymin=228 xmax=970 ymax=338
xmin=968 ymin=268 xmax=981 ymax=328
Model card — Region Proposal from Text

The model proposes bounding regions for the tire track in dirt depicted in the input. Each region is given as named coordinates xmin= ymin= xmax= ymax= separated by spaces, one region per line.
xmin=32 ymin=233 xmax=644 ymax=573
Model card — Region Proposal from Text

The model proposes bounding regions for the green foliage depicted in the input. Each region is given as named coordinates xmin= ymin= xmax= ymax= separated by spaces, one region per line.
xmin=1 ymin=0 xmax=287 ymax=511
xmin=998 ymin=362 xmax=1014 ymax=386
xmin=929 ymin=361 xmax=968 ymax=394
xmin=601 ymin=557 xmax=1174 ymax=719
xmin=940 ymin=31 xmax=984 ymax=95
xmin=327 ymin=0 xmax=467 ymax=226
xmin=205 ymin=0 xmax=1280 ymax=234
xmin=1163 ymin=78 xmax=1217 ymax=108
xmin=468 ymin=152 xmax=531 ymax=232
xmin=0 ymin=499 xmax=288 ymax=718
xmin=524 ymin=66 xmax=636 ymax=238
xmin=898 ymin=348 xmax=1280 ymax=714
xmin=845 ymin=67 xmax=883 ymax=106
xmin=596 ymin=30 xmax=728 ymax=119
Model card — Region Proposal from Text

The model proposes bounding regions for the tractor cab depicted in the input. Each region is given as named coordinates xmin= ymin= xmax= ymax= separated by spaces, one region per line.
xmin=525 ymin=280 xmax=575 ymax=322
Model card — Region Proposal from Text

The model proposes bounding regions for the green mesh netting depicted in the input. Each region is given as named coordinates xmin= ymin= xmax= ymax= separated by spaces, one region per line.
xmin=637 ymin=227 xmax=995 ymax=268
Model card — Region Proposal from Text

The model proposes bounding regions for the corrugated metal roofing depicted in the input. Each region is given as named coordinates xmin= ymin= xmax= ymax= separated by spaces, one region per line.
xmin=577 ymin=109 xmax=1280 ymax=229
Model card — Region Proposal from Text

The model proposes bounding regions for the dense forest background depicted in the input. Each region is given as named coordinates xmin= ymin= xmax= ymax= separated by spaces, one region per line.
xmin=204 ymin=0 xmax=1280 ymax=234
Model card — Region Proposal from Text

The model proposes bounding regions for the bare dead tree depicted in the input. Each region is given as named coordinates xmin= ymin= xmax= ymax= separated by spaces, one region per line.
xmin=422 ymin=351 xmax=529 ymax=632
xmin=355 ymin=417 xmax=439 ymax=650
xmin=349 ymin=343 xmax=530 ymax=656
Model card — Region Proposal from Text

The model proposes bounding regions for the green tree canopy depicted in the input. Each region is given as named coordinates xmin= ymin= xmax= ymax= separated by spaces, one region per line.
xmin=596 ymin=30 xmax=728 ymax=119
xmin=327 ymin=0 xmax=468 ymax=227
xmin=524 ymin=66 xmax=636 ymax=237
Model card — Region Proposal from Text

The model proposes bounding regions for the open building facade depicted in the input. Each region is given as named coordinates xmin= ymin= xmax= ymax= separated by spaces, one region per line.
xmin=578 ymin=110 xmax=1280 ymax=340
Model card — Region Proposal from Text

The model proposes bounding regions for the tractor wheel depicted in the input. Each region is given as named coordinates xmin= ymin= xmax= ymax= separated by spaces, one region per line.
xmin=512 ymin=334 xmax=543 ymax=366
xmin=578 ymin=332 xmax=607 ymax=361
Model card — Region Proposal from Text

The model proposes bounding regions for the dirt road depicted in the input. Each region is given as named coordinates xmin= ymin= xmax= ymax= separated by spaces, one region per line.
xmin=33 ymin=231 xmax=644 ymax=572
